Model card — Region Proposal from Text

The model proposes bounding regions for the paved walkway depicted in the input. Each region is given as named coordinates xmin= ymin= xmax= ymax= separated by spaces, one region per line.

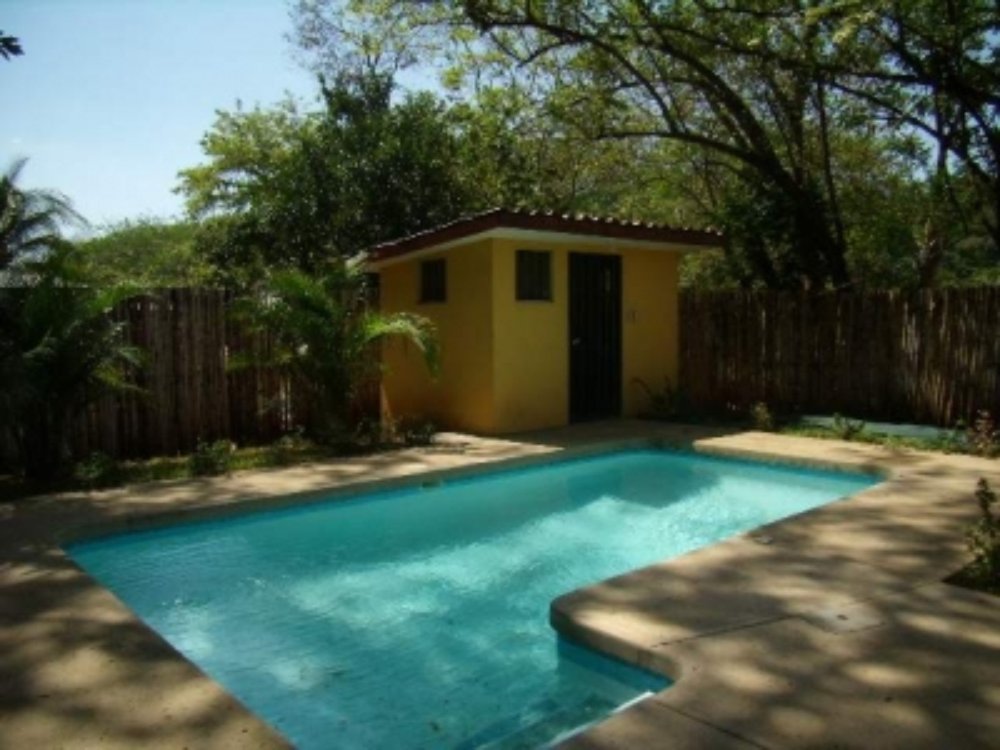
xmin=557 ymin=432 xmax=1000 ymax=749
xmin=1 ymin=423 xmax=997 ymax=748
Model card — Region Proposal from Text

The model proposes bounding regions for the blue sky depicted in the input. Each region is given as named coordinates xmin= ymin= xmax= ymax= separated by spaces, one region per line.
xmin=2 ymin=0 xmax=319 ymax=229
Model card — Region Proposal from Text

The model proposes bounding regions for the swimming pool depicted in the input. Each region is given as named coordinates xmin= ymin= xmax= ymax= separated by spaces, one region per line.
xmin=69 ymin=448 xmax=877 ymax=749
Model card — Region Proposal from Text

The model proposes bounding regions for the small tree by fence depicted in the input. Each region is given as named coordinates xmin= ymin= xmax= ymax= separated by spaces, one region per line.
xmin=680 ymin=287 xmax=1000 ymax=426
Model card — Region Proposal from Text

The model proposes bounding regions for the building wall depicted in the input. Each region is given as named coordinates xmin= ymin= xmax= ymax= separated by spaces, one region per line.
xmin=490 ymin=238 xmax=570 ymax=432
xmin=379 ymin=238 xmax=496 ymax=433
xmin=378 ymin=235 xmax=681 ymax=435
xmin=490 ymin=238 xmax=680 ymax=433
xmin=621 ymin=247 xmax=680 ymax=416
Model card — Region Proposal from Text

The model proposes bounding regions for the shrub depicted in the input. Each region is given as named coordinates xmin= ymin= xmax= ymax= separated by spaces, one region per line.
xmin=967 ymin=478 xmax=1000 ymax=586
xmin=353 ymin=417 xmax=384 ymax=447
xmin=399 ymin=418 xmax=437 ymax=447
xmin=189 ymin=440 xmax=235 ymax=477
xmin=266 ymin=429 xmax=310 ymax=466
xmin=749 ymin=402 xmax=775 ymax=431
xmin=74 ymin=451 xmax=121 ymax=488
xmin=231 ymin=264 xmax=437 ymax=444
xmin=832 ymin=413 xmax=866 ymax=440
xmin=934 ymin=422 xmax=968 ymax=454
xmin=634 ymin=377 xmax=687 ymax=420
xmin=968 ymin=411 xmax=998 ymax=458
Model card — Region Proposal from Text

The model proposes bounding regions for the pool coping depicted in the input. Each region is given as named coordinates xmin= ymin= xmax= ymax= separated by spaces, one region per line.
xmin=3 ymin=421 xmax=999 ymax=748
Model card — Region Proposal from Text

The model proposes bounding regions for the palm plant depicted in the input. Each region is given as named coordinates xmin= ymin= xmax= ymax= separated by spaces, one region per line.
xmin=0 ymin=246 xmax=142 ymax=479
xmin=235 ymin=262 xmax=437 ymax=443
xmin=0 ymin=164 xmax=140 ymax=479
xmin=0 ymin=158 xmax=83 ymax=270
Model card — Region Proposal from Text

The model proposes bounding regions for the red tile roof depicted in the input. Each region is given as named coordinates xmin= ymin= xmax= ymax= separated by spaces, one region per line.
xmin=368 ymin=208 xmax=723 ymax=262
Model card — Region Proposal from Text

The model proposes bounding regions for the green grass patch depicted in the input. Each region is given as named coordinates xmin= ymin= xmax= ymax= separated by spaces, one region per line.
xmin=777 ymin=424 xmax=963 ymax=453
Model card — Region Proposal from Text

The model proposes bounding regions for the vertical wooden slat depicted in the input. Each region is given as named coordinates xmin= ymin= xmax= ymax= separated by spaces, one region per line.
xmin=58 ymin=284 xmax=1000 ymax=461
xmin=677 ymin=287 xmax=1000 ymax=427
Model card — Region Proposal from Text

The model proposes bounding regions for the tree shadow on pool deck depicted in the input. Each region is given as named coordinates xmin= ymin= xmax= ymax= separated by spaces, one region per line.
xmin=4 ymin=421 xmax=998 ymax=748
xmin=0 ymin=543 xmax=291 ymax=748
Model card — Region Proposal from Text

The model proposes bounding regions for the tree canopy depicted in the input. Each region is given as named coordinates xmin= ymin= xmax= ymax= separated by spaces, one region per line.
xmin=178 ymin=74 xmax=483 ymax=286
xmin=77 ymin=218 xmax=212 ymax=288
xmin=287 ymin=0 xmax=1000 ymax=290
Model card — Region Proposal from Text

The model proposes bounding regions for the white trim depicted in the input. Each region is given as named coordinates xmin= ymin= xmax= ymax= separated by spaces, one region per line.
xmin=367 ymin=227 xmax=720 ymax=270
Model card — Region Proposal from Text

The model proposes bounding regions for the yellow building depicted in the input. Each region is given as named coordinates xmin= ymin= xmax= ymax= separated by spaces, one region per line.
xmin=369 ymin=209 xmax=722 ymax=435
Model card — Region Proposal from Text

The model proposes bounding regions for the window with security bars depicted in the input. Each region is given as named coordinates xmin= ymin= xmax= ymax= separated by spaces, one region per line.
xmin=516 ymin=250 xmax=552 ymax=301
xmin=420 ymin=259 xmax=446 ymax=303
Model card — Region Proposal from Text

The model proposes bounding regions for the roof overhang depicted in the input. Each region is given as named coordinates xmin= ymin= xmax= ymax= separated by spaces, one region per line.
xmin=368 ymin=226 xmax=717 ymax=270
xmin=366 ymin=208 xmax=724 ymax=270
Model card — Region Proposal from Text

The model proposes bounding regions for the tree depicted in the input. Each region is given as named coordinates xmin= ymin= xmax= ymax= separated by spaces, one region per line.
xmin=0 ymin=165 xmax=139 ymax=479
xmin=0 ymin=246 xmax=141 ymax=479
xmin=179 ymin=74 xmax=479 ymax=286
xmin=294 ymin=1 xmax=857 ymax=287
xmin=1 ymin=159 xmax=83 ymax=270
xmin=77 ymin=218 xmax=212 ymax=288
xmin=811 ymin=1 xmax=1000 ymax=254
xmin=290 ymin=0 xmax=1000 ymax=290
xmin=0 ymin=30 xmax=22 ymax=60
xmin=233 ymin=261 xmax=437 ymax=441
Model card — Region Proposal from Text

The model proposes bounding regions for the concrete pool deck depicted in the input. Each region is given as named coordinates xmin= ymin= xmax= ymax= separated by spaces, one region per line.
xmin=2 ymin=422 xmax=998 ymax=748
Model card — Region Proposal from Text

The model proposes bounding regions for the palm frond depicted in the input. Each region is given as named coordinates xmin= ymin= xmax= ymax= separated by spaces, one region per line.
xmin=362 ymin=312 xmax=440 ymax=377
xmin=0 ymin=159 xmax=87 ymax=269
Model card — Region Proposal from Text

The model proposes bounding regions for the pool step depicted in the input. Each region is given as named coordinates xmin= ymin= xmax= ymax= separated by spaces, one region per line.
xmin=455 ymin=693 xmax=616 ymax=750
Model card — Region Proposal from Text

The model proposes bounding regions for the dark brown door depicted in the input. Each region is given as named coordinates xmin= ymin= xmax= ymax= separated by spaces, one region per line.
xmin=569 ymin=252 xmax=622 ymax=422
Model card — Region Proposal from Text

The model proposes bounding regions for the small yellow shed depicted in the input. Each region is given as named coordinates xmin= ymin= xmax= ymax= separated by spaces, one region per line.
xmin=369 ymin=208 xmax=722 ymax=434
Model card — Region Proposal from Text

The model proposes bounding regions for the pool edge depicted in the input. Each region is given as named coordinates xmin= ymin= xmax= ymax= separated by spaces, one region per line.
xmin=5 ymin=422 xmax=999 ymax=750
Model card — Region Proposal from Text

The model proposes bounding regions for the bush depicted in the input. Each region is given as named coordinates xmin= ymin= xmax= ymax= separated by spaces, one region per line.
xmin=749 ymin=402 xmax=775 ymax=431
xmin=934 ymin=422 xmax=968 ymax=454
xmin=74 ymin=451 xmax=121 ymax=488
xmin=967 ymin=478 xmax=1000 ymax=587
xmin=634 ymin=377 xmax=688 ymax=419
xmin=353 ymin=417 xmax=384 ymax=447
xmin=398 ymin=417 xmax=437 ymax=447
xmin=832 ymin=413 xmax=866 ymax=440
xmin=266 ymin=430 xmax=310 ymax=466
xmin=968 ymin=411 xmax=998 ymax=458
xmin=189 ymin=440 xmax=235 ymax=477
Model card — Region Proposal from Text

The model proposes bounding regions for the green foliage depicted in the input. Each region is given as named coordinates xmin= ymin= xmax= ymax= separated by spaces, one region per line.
xmin=179 ymin=76 xmax=478 ymax=286
xmin=633 ymin=377 xmax=687 ymax=420
xmin=232 ymin=261 xmax=437 ymax=443
xmin=73 ymin=451 xmax=121 ymax=489
xmin=352 ymin=416 xmax=384 ymax=447
xmin=265 ymin=429 xmax=313 ymax=466
xmin=0 ymin=30 xmax=22 ymax=61
xmin=398 ymin=417 xmax=437 ymax=447
xmin=781 ymin=420 xmax=992 ymax=456
xmin=968 ymin=411 xmax=999 ymax=458
xmin=188 ymin=439 xmax=235 ymax=477
xmin=934 ymin=424 xmax=969 ymax=455
xmin=831 ymin=413 xmax=867 ymax=441
xmin=77 ymin=219 xmax=212 ymax=288
xmin=966 ymin=479 xmax=1000 ymax=589
xmin=749 ymin=402 xmax=776 ymax=432
xmin=0 ymin=164 xmax=141 ymax=480
xmin=0 ymin=255 xmax=142 ymax=478
xmin=289 ymin=1 xmax=1000 ymax=290
xmin=1 ymin=159 xmax=83 ymax=269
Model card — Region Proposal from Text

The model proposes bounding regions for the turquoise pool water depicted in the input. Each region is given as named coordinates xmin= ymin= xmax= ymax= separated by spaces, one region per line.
xmin=69 ymin=449 xmax=876 ymax=749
